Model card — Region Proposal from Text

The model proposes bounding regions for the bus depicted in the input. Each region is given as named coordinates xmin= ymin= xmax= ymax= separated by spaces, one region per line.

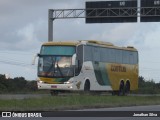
xmin=37 ymin=40 xmax=138 ymax=95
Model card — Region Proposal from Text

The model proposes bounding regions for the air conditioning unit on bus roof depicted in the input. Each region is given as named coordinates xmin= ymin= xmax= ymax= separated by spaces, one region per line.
xmin=87 ymin=40 xmax=114 ymax=46
xmin=127 ymin=46 xmax=134 ymax=48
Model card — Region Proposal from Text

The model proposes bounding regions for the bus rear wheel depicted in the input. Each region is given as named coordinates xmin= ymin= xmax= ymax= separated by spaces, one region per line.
xmin=125 ymin=81 xmax=130 ymax=95
xmin=118 ymin=81 xmax=125 ymax=96
xmin=84 ymin=80 xmax=90 ymax=92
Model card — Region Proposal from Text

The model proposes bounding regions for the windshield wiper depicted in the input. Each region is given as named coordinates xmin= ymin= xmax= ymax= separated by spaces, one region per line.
xmin=56 ymin=63 xmax=64 ymax=77
xmin=46 ymin=57 xmax=55 ymax=76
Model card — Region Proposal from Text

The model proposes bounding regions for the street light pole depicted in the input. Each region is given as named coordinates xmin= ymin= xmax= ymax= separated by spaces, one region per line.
xmin=48 ymin=9 xmax=54 ymax=42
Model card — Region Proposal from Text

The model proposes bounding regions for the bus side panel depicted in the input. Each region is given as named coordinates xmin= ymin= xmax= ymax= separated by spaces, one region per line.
xmin=106 ymin=63 xmax=138 ymax=91
xmin=92 ymin=62 xmax=111 ymax=86
xmin=91 ymin=61 xmax=138 ymax=91
xmin=74 ymin=61 xmax=112 ymax=91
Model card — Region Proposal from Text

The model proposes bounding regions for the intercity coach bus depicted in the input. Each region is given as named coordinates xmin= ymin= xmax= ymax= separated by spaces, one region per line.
xmin=37 ymin=40 xmax=138 ymax=95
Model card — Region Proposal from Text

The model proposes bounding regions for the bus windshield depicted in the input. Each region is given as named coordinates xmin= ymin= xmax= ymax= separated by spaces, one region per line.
xmin=38 ymin=56 xmax=74 ymax=77
xmin=38 ymin=46 xmax=75 ymax=77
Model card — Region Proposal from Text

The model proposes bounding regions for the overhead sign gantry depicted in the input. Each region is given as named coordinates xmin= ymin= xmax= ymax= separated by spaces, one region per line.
xmin=48 ymin=0 xmax=160 ymax=42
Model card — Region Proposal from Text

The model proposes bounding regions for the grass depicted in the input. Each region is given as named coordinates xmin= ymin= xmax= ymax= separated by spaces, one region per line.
xmin=0 ymin=95 xmax=160 ymax=111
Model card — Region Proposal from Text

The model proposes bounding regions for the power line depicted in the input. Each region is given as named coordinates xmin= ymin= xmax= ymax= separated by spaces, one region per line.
xmin=0 ymin=60 xmax=37 ymax=68
xmin=0 ymin=50 xmax=39 ymax=56
xmin=140 ymin=61 xmax=160 ymax=64
xmin=0 ymin=57 xmax=31 ymax=64
xmin=140 ymin=67 xmax=160 ymax=72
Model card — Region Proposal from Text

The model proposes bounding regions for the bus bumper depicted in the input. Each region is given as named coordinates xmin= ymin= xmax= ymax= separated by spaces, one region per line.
xmin=37 ymin=82 xmax=74 ymax=90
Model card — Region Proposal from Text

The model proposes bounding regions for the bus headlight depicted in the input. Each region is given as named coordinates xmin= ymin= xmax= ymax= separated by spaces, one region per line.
xmin=64 ymin=81 xmax=73 ymax=84
xmin=38 ymin=80 xmax=44 ymax=84
xmin=36 ymin=78 xmax=44 ymax=84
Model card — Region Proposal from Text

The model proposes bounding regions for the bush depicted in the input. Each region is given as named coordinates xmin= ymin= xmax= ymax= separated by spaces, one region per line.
xmin=0 ymin=74 xmax=37 ymax=93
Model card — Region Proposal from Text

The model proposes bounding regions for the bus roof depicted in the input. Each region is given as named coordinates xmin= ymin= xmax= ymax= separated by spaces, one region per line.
xmin=42 ymin=40 xmax=137 ymax=52
xmin=42 ymin=41 xmax=79 ymax=46
xmin=85 ymin=40 xmax=137 ymax=51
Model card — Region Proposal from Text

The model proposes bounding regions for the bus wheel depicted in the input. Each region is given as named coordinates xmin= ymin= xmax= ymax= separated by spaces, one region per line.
xmin=118 ymin=81 xmax=124 ymax=96
xmin=125 ymin=81 xmax=130 ymax=95
xmin=84 ymin=80 xmax=90 ymax=92
xmin=50 ymin=90 xmax=58 ymax=96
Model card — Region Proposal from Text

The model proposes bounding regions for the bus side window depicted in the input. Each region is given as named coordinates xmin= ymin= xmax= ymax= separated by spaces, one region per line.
xmin=75 ymin=60 xmax=81 ymax=76
xmin=76 ymin=45 xmax=83 ymax=76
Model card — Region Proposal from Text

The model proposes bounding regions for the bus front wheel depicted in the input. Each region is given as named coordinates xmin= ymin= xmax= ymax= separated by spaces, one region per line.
xmin=50 ymin=90 xmax=58 ymax=96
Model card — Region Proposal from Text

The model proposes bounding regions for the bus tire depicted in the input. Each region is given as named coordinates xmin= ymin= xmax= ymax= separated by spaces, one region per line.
xmin=50 ymin=90 xmax=58 ymax=96
xmin=84 ymin=80 xmax=90 ymax=92
xmin=118 ymin=81 xmax=125 ymax=96
xmin=125 ymin=81 xmax=130 ymax=95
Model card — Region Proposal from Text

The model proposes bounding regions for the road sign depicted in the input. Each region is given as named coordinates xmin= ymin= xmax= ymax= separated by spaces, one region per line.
xmin=141 ymin=0 xmax=160 ymax=22
xmin=86 ymin=0 xmax=137 ymax=23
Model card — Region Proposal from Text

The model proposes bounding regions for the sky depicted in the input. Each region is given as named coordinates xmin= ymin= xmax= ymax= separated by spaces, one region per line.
xmin=0 ymin=0 xmax=160 ymax=83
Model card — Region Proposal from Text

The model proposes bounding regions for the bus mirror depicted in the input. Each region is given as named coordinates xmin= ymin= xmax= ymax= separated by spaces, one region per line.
xmin=32 ymin=54 xmax=38 ymax=65
xmin=72 ymin=54 xmax=76 ymax=65
xmin=37 ymin=53 xmax=41 ymax=57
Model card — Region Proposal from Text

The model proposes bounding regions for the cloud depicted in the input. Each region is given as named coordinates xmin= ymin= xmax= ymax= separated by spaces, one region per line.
xmin=16 ymin=23 xmax=38 ymax=49
xmin=88 ymin=23 xmax=138 ymax=45
xmin=0 ymin=0 xmax=85 ymax=51
xmin=0 ymin=20 xmax=46 ymax=51
xmin=142 ymin=24 xmax=160 ymax=49
xmin=15 ymin=19 xmax=48 ymax=50
xmin=125 ymin=23 xmax=160 ymax=50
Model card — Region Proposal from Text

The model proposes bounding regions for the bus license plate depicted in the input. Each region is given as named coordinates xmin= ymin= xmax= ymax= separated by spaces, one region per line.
xmin=51 ymin=85 xmax=57 ymax=88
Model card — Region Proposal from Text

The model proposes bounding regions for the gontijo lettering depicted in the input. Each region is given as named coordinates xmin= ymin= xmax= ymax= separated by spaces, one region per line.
xmin=111 ymin=65 xmax=126 ymax=72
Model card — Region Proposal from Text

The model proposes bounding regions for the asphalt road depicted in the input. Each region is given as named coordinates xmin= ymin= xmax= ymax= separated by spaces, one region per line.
xmin=79 ymin=105 xmax=160 ymax=111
